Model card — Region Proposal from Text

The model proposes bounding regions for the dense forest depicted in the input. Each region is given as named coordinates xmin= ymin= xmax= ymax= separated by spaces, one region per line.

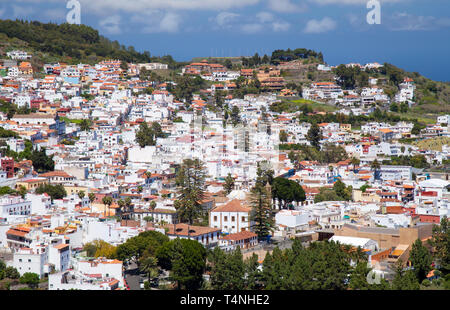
xmin=270 ymin=48 xmax=324 ymax=65
xmin=0 ymin=19 xmax=155 ymax=64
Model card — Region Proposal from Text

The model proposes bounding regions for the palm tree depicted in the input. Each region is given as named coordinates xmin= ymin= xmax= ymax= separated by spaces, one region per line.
xmin=77 ymin=190 xmax=85 ymax=200
xmin=149 ymin=200 xmax=157 ymax=224
xmin=102 ymin=196 xmax=113 ymax=218
xmin=145 ymin=171 xmax=152 ymax=184
xmin=139 ymin=256 xmax=159 ymax=285
xmin=117 ymin=199 xmax=125 ymax=219
xmin=88 ymin=193 xmax=96 ymax=213
xmin=371 ymin=159 xmax=381 ymax=180
xmin=328 ymin=165 xmax=335 ymax=184
xmin=350 ymin=157 xmax=360 ymax=173
xmin=125 ymin=197 xmax=133 ymax=223
xmin=80 ymin=119 xmax=91 ymax=131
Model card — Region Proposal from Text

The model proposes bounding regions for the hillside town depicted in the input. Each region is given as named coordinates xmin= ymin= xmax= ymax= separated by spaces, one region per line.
xmin=0 ymin=49 xmax=449 ymax=291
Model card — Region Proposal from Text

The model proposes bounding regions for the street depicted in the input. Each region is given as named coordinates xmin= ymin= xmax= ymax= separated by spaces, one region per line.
xmin=124 ymin=262 xmax=142 ymax=290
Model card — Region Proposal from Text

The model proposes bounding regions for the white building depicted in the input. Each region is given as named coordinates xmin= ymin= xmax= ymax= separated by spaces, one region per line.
xmin=7 ymin=50 xmax=32 ymax=60
xmin=275 ymin=210 xmax=312 ymax=231
xmin=10 ymin=246 xmax=49 ymax=278
xmin=0 ymin=196 xmax=32 ymax=219
xmin=49 ymin=257 xmax=124 ymax=290
xmin=329 ymin=235 xmax=379 ymax=252
xmin=209 ymin=199 xmax=253 ymax=234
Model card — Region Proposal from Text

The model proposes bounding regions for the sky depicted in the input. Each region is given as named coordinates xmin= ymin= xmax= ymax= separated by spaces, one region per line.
xmin=0 ymin=0 xmax=449 ymax=81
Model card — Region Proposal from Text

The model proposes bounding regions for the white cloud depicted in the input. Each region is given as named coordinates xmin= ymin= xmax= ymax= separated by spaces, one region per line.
xmin=310 ymin=0 xmax=407 ymax=4
xmin=214 ymin=12 xmax=240 ymax=27
xmin=76 ymin=0 xmax=260 ymax=15
xmin=133 ymin=11 xmax=182 ymax=33
xmin=256 ymin=12 xmax=274 ymax=23
xmin=304 ymin=17 xmax=337 ymax=33
xmin=212 ymin=10 xmax=290 ymax=33
xmin=272 ymin=21 xmax=291 ymax=31
xmin=7 ymin=0 xmax=260 ymax=10
xmin=99 ymin=15 xmax=122 ymax=34
xmin=268 ymin=0 xmax=307 ymax=13
xmin=159 ymin=12 xmax=181 ymax=33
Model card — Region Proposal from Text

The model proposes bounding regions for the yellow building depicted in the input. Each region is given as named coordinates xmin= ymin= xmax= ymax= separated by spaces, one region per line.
xmin=63 ymin=185 xmax=89 ymax=196
xmin=352 ymin=189 xmax=381 ymax=203
xmin=340 ymin=123 xmax=352 ymax=132
xmin=16 ymin=178 xmax=48 ymax=191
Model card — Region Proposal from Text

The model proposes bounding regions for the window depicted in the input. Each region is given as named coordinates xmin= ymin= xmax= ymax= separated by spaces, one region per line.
xmin=19 ymin=259 xmax=22 ymax=262
xmin=213 ymin=216 xmax=217 ymax=222
xmin=231 ymin=216 xmax=235 ymax=222
xmin=224 ymin=216 xmax=228 ymax=221
xmin=242 ymin=217 xmax=246 ymax=222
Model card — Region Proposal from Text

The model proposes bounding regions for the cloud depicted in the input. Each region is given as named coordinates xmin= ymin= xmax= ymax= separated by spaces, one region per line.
xmin=76 ymin=0 xmax=260 ymax=14
xmin=268 ymin=0 xmax=307 ymax=13
xmin=256 ymin=11 xmax=274 ymax=23
xmin=386 ymin=13 xmax=450 ymax=31
xmin=159 ymin=12 xmax=181 ymax=33
xmin=304 ymin=17 xmax=337 ymax=33
xmin=212 ymin=10 xmax=290 ymax=33
xmin=99 ymin=15 xmax=122 ymax=34
xmin=131 ymin=11 xmax=182 ymax=33
xmin=309 ymin=0 xmax=407 ymax=4
xmin=272 ymin=21 xmax=291 ymax=31
xmin=214 ymin=12 xmax=240 ymax=27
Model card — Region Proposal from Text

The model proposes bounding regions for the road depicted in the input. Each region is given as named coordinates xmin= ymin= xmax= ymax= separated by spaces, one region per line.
xmin=124 ymin=262 xmax=142 ymax=290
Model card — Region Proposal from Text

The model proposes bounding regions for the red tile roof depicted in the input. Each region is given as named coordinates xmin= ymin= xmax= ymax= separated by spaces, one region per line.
xmin=212 ymin=199 xmax=251 ymax=213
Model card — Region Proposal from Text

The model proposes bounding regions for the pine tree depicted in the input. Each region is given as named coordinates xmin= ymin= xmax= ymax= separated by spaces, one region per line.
xmin=245 ymin=253 xmax=262 ymax=289
xmin=249 ymin=183 xmax=274 ymax=241
xmin=223 ymin=173 xmax=235 ymax=195
xmin=391 ymin=260 xmax=420 ymax=290
xmin=174 ymin=158 xmax=206 ymax=224
xmin=428 ymin=216 xmax=450 ymax=275
xmin=409 ymin=238 xmax=432 ymax=282
xmin=306 ymin=122 xmax=321 ymax=150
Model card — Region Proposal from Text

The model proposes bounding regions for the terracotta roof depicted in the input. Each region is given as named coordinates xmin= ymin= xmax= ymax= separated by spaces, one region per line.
xmin=39 ymin=170 xmax=73 ymax=178
xmin=54 ymin=243 xmax=69 ymax=250
xmin=221 ymin=230 xmax=257 ymax=241
xmin=166 ymin=223 xmax=220 ymax=237
xmin=6 ymin=229 xmax=28 ymax=237
xmin=212 ymin=199 xmax=251 ymax=213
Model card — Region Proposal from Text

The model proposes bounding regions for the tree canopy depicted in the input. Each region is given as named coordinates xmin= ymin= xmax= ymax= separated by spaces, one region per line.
xmin=271 ymin=177 xmax=306 ymax=209
xmin=174 ymin=158 xmax=207 ymax=224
